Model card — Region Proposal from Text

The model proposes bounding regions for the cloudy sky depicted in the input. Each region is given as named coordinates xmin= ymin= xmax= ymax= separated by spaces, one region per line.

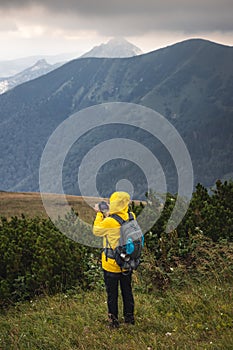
xmin=0 ymin=0 xmax=233 ymax=60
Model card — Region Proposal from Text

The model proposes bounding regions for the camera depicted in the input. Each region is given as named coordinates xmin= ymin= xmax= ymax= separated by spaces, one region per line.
xmin=98 ymin=201 xmax=109 ymax=213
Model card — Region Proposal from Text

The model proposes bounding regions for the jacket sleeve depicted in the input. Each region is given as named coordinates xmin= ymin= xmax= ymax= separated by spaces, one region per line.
xmin=93 ymin=212 xmax=119 ymax=237
xmin=93 ymin=212 xmax=109 ymax=237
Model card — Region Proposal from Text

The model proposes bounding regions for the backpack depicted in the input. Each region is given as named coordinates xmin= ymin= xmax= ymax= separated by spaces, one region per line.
xmin=109 ymin=212 xmax=144 ymax=272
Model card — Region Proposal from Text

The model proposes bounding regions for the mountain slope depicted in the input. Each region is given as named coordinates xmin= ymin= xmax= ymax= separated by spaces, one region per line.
xmin=81 ymin=37 xmax=143 ymax=58
xmin=0 ymin=39 xmax=232 ymax=196
xmin=0 ymin=59 xmax=62 ymax=94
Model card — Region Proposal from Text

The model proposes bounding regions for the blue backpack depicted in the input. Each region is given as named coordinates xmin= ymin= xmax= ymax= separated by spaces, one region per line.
xmin=109 ymin=212 xmax=144 ymax=272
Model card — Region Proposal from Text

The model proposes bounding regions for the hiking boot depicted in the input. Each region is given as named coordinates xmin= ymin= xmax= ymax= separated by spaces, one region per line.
xmin=108 ymin=314 xmax=119 ymax=328
xmin=124 ymin=313 xmax=135 ymax=325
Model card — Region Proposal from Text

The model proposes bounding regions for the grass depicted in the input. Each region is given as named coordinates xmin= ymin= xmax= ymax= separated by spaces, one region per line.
xmin=0 ymin=191 xmax=98 ymax=223
xmin=0 ymin=191 xmax=143 ymax=223
xmin=0 ymin=279 xmax=232 ymax=350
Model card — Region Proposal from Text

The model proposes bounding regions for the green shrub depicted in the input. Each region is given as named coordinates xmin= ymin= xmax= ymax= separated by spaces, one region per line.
xmin=0 ymin=216 xmax=95 ymax=306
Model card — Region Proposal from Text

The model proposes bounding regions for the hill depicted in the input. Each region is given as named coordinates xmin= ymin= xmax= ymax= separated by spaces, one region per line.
xmin=0 ymin=38 xmax=232 ymax=196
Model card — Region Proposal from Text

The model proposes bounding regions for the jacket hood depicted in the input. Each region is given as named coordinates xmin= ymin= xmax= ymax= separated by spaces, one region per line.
xmin=109 ymin=191 xmax=130 ymax=215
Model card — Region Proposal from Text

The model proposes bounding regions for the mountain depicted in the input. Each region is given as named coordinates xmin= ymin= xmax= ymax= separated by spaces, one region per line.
xmin=0 ymin=38 xmax=141 ymax=90
xmin=0 ymin=39 xmax=232 ymax=197
xmin=0 ymin=38 xmax=141 ymax=81
xmin=0 ymin=59 xmax=62 ymax=95
xmin=81 ymin=37 xmax=143 ymax=58
xmin=0 ymin=38 xmax=141 ymax=78
xmin=0 ymin=52 xmax=81 ymax=77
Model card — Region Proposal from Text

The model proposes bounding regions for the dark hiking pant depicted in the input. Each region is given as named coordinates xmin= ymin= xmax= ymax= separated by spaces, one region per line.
xmin=103 ymin=270 xmax=134 ymax=319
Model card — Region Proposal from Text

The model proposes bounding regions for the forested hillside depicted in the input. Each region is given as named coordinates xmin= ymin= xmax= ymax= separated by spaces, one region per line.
xmin=0 ymin=39 xmax=232 ymax=196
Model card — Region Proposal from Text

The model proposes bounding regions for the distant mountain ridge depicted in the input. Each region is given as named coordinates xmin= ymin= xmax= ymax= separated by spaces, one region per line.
xmin=0 ymin=59 xmax=62 ymax=94
xmin=0 ymin=52 xmax=81 ymax=77
xmin=0 ymin=38 xmax=142 ymax=78
xmin=0 ymin=38 xmax=142 ymax=93
xmin=81 ymin=37 xmax=143 ymax=58
xmin=0 ymin=38 xmax=232 ymax=197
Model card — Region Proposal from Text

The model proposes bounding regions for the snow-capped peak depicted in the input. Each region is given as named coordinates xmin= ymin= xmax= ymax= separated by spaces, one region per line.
xmin=81 ymin=37 xmax=143 ymax=58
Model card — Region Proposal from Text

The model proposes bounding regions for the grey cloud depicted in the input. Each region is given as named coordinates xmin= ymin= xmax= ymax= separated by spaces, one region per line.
xmin=0 ymin=0 xmax=31 ymax=9
xmin=1 ymin=0 xmax=233 ymax=34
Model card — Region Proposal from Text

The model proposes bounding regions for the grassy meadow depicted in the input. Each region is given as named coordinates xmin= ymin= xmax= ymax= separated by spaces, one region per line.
xmin=0 ymin=278 xmax=232 ymax=350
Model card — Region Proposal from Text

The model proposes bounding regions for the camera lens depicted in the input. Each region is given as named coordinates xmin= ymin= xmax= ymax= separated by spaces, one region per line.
xmin=120 ymin=253 xmax=130 ymax=262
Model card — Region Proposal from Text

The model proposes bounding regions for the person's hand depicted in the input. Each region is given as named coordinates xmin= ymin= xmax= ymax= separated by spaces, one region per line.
xmin=94 ymin=203 xmax=100 ymax=212
xmin=104 ymin=211 xmax=109 ymax=217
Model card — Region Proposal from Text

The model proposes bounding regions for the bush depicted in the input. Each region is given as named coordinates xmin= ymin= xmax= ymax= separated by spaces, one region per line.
xmin=137 ymin=233 xmax=233 ymax=293
xmin=0 ymin=216 xmax=95 ymax=306
xmin=136 ymin=180 xmax=233 ymax=291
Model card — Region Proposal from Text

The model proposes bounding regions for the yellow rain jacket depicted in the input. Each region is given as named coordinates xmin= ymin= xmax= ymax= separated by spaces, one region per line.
xmin=93 ymin=191 xmax=135 ymax=273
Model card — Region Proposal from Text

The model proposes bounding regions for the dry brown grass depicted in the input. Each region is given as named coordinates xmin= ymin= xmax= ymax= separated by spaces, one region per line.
xmin=0 ymin=191 xmax=144 ymax=225
xmin=0 ymin=191 xmax=99 ymax=222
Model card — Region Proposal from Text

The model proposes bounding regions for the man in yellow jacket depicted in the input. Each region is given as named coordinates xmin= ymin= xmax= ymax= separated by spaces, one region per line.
xmin=93 ymin=191 xmax=135 ymax=328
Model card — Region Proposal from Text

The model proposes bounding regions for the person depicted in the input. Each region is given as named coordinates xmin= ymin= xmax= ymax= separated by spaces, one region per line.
xmin=93 ymin=191 xmax=135 ymax=328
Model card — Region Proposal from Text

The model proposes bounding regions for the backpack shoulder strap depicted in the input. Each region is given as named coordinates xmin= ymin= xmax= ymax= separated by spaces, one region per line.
xmin=128 ymin=211 xmax=134 ymax=221
xmin=110 ymin=214 xmax=125 ymax=225
xmin=110 ymin=212 xmax=134 ymax=225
